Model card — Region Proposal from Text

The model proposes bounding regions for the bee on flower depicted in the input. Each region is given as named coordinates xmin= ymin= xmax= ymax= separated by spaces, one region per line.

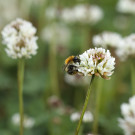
xmin=64 ymin=56 xmax=81 ymax=75
xmin=64 ymin=48 xmax=115 ymax=80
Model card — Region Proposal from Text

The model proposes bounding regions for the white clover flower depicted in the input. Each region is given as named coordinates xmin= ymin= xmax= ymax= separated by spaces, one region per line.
xmin=11 ymin=113 xmax=35 ymax=128
xmin=87 ymin=5 xmax=103 ymax=24
xmin=82 ymin=111 xmax=93 ymax=123
xmin=118 ymin=96 xmax=135 ymax=135
xmin=70 ymin=111 xmax=93 ymax=123
xmin=116 ymin=34 xmax=135 ymax=61
xmin=64 ymin=73 xmax=90 ymax=86
xmin=70 ymin=112 xmax=80 ymax=122
xmin=45 ymin=7 xmax=60 ymax=20
xmin=117 ymin=0 xmax=135 ymax=14
xmin=93 ymin=31 xmax=123 ymax=48
xmin=41 ymin=23 xmax=70 ymax=45
xmin=74 ymin=48 xmax=115 ymax=80
xmin=1 ymin=18 xmax=38 ymax=59
xmin=61 ymin=4 xmax=103 ymax=24
xmin=47 ymin=95 xmax=62 ymax=108
xmin=61 ymin=8 xmax=76 ymax=23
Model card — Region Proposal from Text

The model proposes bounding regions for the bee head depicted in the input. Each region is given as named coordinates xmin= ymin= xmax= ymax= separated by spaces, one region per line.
xmin=73 ymin=56 xmax=80 ymax=63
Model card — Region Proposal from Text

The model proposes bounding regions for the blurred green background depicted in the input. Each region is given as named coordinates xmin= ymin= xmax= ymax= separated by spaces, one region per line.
xmin=0 ymin=0 xmax=134 ymax=135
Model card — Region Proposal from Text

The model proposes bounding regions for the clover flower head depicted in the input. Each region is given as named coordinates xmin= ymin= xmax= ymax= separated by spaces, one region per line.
xmin=118 ymin=96 xmax=135 ymax=135
xmin=70 ymin=112 xmax=80 ymax=122
xmin=70 ymin=111 xmax=93 ymax=123
xmin=117 ymin=0 xmax=135 ymax=14
xmin=12 ymin=113 xmax=35 ymax=128
xmin=82 ymin=111 xmax=93 ymax=123
xmin=41 ymin=23 xmax=70 ymax=45
xmin=47 ymin=95 xmax=62 ymax=108
xmin=116 ymin=34 xmax=135 ymax=61
xmin=45 ymin=7 xmax=60 ymax=20
xmin=74 ymin=48 xmax=115 ymax=80
xmin=93 ymin=31 xmax=123 ymax=48
xmin=1 ymin=18 xmax=38 ymax=59
xmin=61 ymin=4 xmax=103 ymax=24
xmin=61 ymin=8 xmax=77 ymax=23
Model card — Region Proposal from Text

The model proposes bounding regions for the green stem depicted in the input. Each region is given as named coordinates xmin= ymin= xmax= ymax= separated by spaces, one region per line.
xmin=37 ymin=0 xmax=47 ymax=35
xmin=75 ymin=75 xmax=95 ymax=135
xmin=131 ymin=63 xmax=135 ymax=95
xmin=93 ymin=78 xmax=103 ymax=134
xmin=81 ymin=26 xmax=90 ymax=52
xmin=49 ymin=39 xmax=60 ymax=97
xmin=18 ymin=59 xmax=25 ymax=135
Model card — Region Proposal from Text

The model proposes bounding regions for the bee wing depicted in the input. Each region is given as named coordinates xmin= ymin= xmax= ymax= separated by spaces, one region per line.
xmin=62 ymin=64 xmax=67 ymax=71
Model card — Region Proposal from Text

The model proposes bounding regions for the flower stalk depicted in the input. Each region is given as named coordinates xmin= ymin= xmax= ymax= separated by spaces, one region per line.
xmin=131 ymin=62 xmax=135 ymax=95
xmin=93 ymin=78 xmax=103 ymax=134
xmin=81 ymin=27 xmax=90 ymax=52
xmin=49 ymin=37 xmax=59 ymax=97
xmin=75 ymin=75 xmax=95 ymax=135
xmin=18 ymin=59 xmax=25 ymax=135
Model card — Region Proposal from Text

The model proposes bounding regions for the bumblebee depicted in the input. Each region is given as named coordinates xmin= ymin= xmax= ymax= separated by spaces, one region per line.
xmin=64 ymin=56 xmax=80 ymax=75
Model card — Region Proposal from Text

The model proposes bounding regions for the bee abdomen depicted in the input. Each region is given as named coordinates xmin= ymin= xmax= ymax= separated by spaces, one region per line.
xmin=67 ymin=65 xmax=78 ymax=75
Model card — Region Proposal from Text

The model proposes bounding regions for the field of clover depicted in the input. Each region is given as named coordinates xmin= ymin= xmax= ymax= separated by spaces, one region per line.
xmin=0 ymin=0 xmax=135 ymax=135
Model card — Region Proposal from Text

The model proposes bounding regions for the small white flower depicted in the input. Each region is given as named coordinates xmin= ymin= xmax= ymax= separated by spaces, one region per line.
xmin=41 ymin=23 xmax=70 ymax=45
xmin=70 ymin=112 xmax=80 ymax=122
xmin=12 ymin=113 xmax=20 ymax=125
xmin=70 ymin=111 xmax=93 ymax=123
xmin=1 ymin=18 xmax=38 ymax=59
xmin=93 ymin=31 xmax=123 ymax=48
xmin=121 ymin=103 xmax=131 ymax=117
xmin=45 ymin=7 xmax=60 ymax=20
xmin=118 ymin=96 xmax=135 ymax=135
xmin=11 ymin=113 xmax=35 ymax=128
xmin=82 ymin=111 xmax=93 ymax=123
xmin=116 ymin=34 xmax=135 ymax=61
xmin=117 ymin=0 xmax=135 ymax=14
xmin=61 ymin=8 xmax=75 ymax=23
xmin=61 ymin=4 xmax=103 ymax=24
xmin=74 ymin=47 xmax=115 ymax=80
